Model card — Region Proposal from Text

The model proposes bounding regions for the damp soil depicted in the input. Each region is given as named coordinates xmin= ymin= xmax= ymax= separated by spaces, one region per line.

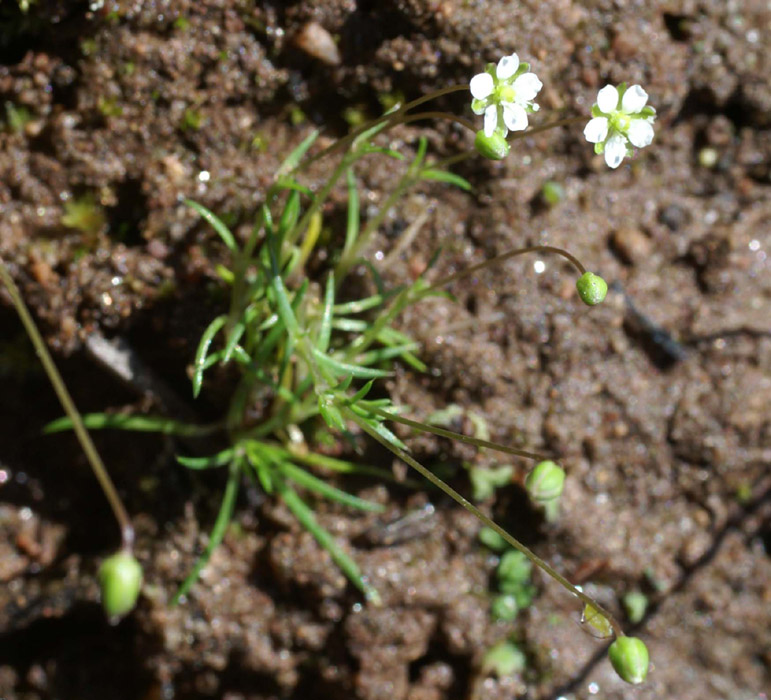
xmin=1 ymin=1 xmax=770 ymax=699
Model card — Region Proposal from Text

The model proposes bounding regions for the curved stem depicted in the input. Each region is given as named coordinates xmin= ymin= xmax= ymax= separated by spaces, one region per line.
xmin=346 ymin=407 xmax=624 ymax=637
xmin=0 ymin=257 xmax=135 ymax=550
xmin=372 ymin=407 xmax=548 ymax=461
xmin=399 ymin=111 xmax=477 ymax=133
xmin=295 ymin=85 xmax=469 ymax=174
xmin=426 ymin=245 xmax=587 ymax=293
xmin=428 ymin=115 xmax=586 ymax=172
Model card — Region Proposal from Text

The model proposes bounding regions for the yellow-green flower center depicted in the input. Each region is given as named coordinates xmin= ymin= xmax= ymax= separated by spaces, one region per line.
xmin=497 ymin=84 xmax=517 ymax=103
xmin=610 ymin=112 xmax=631 ymax=133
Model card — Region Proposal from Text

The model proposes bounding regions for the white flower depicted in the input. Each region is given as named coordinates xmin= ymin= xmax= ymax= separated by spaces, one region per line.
xmin=470 ymin=54 xmax=543 ymax=137
xmin=583 ymin=84 xmax=656 ymax=168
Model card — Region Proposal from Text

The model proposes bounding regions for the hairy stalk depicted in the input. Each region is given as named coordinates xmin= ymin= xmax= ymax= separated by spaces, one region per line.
xmin=346 ymin=406 xmax=624 ymax=637
xmin=0 ymin=256 xmax=135 ymax=550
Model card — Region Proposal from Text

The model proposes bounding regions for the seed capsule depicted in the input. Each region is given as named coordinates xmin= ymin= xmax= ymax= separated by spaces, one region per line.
xmin=576 ymin=272 xmax=608 ymax=306
xmin=608 ymin=636 xmax=650 ymax=684
xmin=98 ymin=551 xmax=143 ymax=621
xmin=474 ymin=130 xmax=510 ymax=160
xmin=524 ymin=460 xmax=565 ymax=503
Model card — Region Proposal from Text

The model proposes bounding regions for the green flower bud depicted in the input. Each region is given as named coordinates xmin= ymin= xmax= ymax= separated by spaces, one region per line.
xmin=98 ymin=551 xmax=143 ymax=621
xmin=524 ymin=460 xmax=565 ymax=503
xmin=576 ymin=272 xmax=608 ymax=306
xmin=490 ymin=593 xmax=519 ymax=621
xmin=608 ymin=636 xmax=650 ymax=685
xmin=474 ymin=130 xmax=510 ymax=160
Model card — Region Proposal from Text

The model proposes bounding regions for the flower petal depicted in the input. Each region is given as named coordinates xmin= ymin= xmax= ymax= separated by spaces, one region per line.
xmin=583 ymin=117 xmax=609 ymax=144
xmin=512 ymin=72 xmax=543 ymax=103
xmin=470 ymin=72 xmax=494 ymax=100
xmin=502 ymin=102 xmax=528 ymax=132
xmin=484 ymin=104 xmax=498 ymax=137
xmin=596 ymin=84 xmax=619 ymax=114
xmin=627 ymin=118 xmax=654 ymax=148
xmin=496 ymin=53 xmax=520 ymax=80
xmin=604 ymin=133 xmax=627 ymax=168
xmin=621 ymin=85 xmax=648 ymax=114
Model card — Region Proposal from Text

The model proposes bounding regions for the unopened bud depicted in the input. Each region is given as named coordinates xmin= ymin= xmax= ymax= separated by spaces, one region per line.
xmin=474 ymin=130 xmax=510 ymax=160
xmin=525 ymin=460 xmax=565 ymax=503
xmin=608 ymin=636 xmax=650 ymax=684
xmin=576 ymin=272 xmax=608 ymax=306
xmin=99 ymin=551 xmax=143 ymax=621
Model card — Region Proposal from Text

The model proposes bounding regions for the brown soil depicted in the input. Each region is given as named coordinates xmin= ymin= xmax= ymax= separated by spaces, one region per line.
xmin=1 ymin=1 xmax=770 ymax=699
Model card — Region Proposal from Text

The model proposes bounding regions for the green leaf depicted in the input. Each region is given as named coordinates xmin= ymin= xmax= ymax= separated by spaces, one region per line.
xmin=277 ymin=190 xmax=301 ymax=239
xmin=311 ymin=348 xmax=392 ymax=379
xmin=319 ymin=398 xmax=347 ymax=432
xmin=192 ymin=314 xmax=227 ymax=398
xmin=277 ymin=129 xmax=319 ymax=176
xmin=348 ymin=409 xmax=408 ymax=452
xmin=317 ymin=272 xmax=335 ymax=352
xmin=333 ymin=293 xmax=390 ymax=315
xmin=346 ymin=378 xmax=375 ymax=405
xmin=269 ymin=262 xmax=299 ymax=336
xmin=185 ymin=199 xmax=238 ymax=253
xmin=359 ymin=144 xmax=405 ymax=160
xmin=44 ymin=413 xmax=217 ymax=437
xmin=176 ymin=447 xmax=236 ymax=470
xmin=279 ymin=461 xmax=385 ymax=512
xmin=275 ymin=477 xmax=381 ymax=604
xmin=173 ymin=460 xmax=241 ymax=603
xmin=356 ymin=343 xmax=421 ymax=366
xmin=344 ymin=168 xmax=360 ymax=256
xmin=352 ymin=108 xmax=398 ymax=150
xmin=419 ymin=168 xmax=472 ymax=191
xmin=331 ymin=318 xmax=368 ymax=332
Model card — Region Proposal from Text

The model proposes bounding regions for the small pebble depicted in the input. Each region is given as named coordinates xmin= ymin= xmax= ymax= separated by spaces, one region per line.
xmin=294 ymin=22 xmax=341 ymax=66
xmin=611 ymin=227 xmax=651 ymax=265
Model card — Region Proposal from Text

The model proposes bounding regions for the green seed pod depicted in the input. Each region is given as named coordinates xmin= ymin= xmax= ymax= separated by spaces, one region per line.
xmin=474 ymin=130 xmax=510 ymax=160
xmin=525 ymin=460 xmax=566 ymax=503
xmin=608 ymin=636 xmax=650 ymax=685
xmin=98 ymin=551 xmax=143 ymax=621
xmin=576 ymin=272 xmax=608 ymax=306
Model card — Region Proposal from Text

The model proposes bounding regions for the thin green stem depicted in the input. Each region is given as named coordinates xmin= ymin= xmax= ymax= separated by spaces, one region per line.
xmin=336 ymin=172 xmax=414 ymax=283
xmin=399 ymin=110 xmax=476 ymax=133
xmin=371 ymin=408 xmax=548 ymax=461
xmin=426 ymin=245 xmax=587 ymax=293
xmin=0 ymin=257 xmax=135 ymax=550
xmin=346 ymin=407 xmax=624 ymax=637
xmin=296 ymin=85 xmax=469 ymax=174
xmin=429 ymin=115 xmax=586 ymax=172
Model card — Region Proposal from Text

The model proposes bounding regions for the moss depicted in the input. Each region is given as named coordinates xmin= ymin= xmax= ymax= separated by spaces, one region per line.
xmin=61 ymin=195 xmax=106 ymax=237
